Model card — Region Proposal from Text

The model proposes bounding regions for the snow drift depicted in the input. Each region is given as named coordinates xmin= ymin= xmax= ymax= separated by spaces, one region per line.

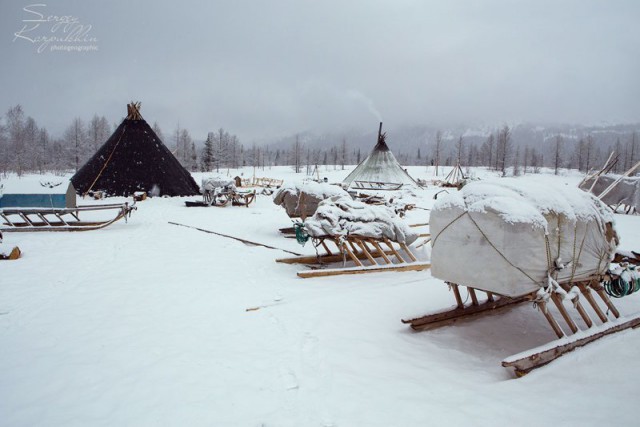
xmin=304 ymin=195 xmax=418 ymax=245
xmin=430 ymin=177 xmax=618 ymax=298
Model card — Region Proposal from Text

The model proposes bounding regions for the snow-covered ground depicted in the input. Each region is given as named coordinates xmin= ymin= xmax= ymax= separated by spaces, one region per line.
xmin=2 ymin=166 xmax=640 ymax=426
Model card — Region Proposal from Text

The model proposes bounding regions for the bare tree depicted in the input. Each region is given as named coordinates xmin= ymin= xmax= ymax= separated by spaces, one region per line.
xmin=173 ymin=124 xmax=181 ymax=159
xmin=481 ymin=133 xmax=495 ymax=170
xmin=629 ymin=132 xmax=637 ymax=169
xmin=531 ymin=147 xmax=542 ymax=173
xmin=614 ymin=138 xmax=623 ymax=173
xmin=292 ymin=135 xmax=302 ymax=173
xmin=88 ymin=114 xmax=110 ymax=154
xmin=455 ymin=135 xmax=464 ymax=165
xmin=36 ymin=127 xmax=49 ymax=174
xmin=496 ymin=125 xmax=511 ymax=176
xmin=512 ymin=145 xmax=521 ymax=176
xmin=585 ymin=134 xmax=594 ymax=172
xmin=6 ymin=105 xmax=26 ymax=176
xmin=23 ymin=117 xmax=39 ymax=172
xmin=553 ymin=135 xmax=563 ymax=175
xmin=0 ymin=118 xmax=7 ymax=176
xmin=230 ymin=135 xmax=240 ymax=170
xmin=434 ymin=130 xmax=442 ymax=176
xmin=152 ymin=122 xmax=165 ymax=141
xmin=64 ymin=117 xmax=86 ymax=172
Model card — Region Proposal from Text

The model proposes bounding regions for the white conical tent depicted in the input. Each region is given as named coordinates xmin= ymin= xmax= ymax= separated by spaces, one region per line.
xmin=342 ymin=128 xmax=419 ymax=190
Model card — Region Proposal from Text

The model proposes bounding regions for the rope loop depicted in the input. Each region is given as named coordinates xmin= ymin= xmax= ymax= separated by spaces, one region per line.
xmin=604 ymin=264 xmax=640 ymax=298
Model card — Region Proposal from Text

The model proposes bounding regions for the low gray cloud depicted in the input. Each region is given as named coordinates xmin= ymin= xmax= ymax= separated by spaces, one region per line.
xmin=1 ymin=0 xmax=639 ymax=141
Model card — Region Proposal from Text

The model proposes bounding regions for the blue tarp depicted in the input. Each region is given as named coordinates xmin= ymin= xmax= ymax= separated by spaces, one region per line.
xmin=0 ymin=194 xmax=67 ymax=208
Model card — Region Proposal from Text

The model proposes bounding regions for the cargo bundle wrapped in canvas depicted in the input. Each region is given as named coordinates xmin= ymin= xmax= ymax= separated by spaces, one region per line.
xmin=430 ymin=177 xmax=618 ymax=298
xmin=402 ymin=177 xmax=640 ymax=376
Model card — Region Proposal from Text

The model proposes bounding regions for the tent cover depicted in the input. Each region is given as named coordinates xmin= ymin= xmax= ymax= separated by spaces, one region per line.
xmin=71 ymin=103 xmax=200 ymax=197
xmin=342 ymin=131 xmax=418 ymax=190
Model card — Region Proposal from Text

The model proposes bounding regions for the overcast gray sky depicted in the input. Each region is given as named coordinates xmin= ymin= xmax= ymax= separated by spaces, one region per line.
xmin=1 ymin=0 xmax=639 ymax=141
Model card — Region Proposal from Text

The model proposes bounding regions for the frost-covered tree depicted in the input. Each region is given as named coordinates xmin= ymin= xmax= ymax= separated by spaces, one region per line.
xmin=0 ymin=118 xmax=8 ymax=176
xmin=64 ymin=117 xmax=87 ymax=172
xmin=23 ymin=117 xmax=39 ymax=172
xmin=554 ymin=135 xmax=563 ymax=175
xmin=433 ymin=130 xmax=442 ymax=176
xmin=481 ymin=133 xmax=495 ymax=170
xmin=36 ymin=127 xmax=49 ymax=174
xmin=512 ymin=145 xmax=521 ymax=176
xmin=152 ymin=122 xmax=164 ymax=142
xmin=496 ymin=125 xmax=512 ymax=176
xmin=628 ymin=132 xmax=637 ymax=170
xmin=88 ymin=114 xmax=110 ymax=154
xmin=292 ymin=135 xmax=302 ymax=173
xmin=6 ymin=105 xmax=26 ymax=176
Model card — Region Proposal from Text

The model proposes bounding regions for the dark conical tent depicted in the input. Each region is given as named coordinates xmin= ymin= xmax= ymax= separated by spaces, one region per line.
xmin=342 ymin=123 xmax=419 ymax=190
xmin=71 ymin=103 xmax=200 ymax=197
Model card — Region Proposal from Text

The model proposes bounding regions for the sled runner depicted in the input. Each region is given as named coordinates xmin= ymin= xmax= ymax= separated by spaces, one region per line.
xmin=0 ymin=202 xmax=135 ymax=232
xmin=410 ymin=176 xmax=640 ymax=376
xmin=403 ymin=277 xmax=640 ymax=377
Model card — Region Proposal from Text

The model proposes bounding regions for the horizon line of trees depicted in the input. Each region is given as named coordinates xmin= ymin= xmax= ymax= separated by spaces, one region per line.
xmin=1 ymin=104 xmax=638 ymax=178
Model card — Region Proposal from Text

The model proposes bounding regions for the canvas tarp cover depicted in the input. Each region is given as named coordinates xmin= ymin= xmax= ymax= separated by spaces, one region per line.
xmin=305 ymin=195 xmax=418 ymax=245
xmin=430 ymin=177 xmax=617 ymax=298
xmin=580 ymin=175 xmax=640 ymax=211
xmin=202 ymin=175 xmax=236 ymax=193
xmin=273 ymin=181 xmax=349 ymax=218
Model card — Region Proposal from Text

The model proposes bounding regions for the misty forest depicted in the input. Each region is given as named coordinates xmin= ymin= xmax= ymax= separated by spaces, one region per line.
xmin=1 ymin=104 xmax=638 ymax=178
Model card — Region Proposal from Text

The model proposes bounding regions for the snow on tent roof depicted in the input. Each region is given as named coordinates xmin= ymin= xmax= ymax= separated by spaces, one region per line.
xmin=71 ymin=102 xmax=200 ymax=197
xmin=342 ymin=123 xmax=419 ymax=190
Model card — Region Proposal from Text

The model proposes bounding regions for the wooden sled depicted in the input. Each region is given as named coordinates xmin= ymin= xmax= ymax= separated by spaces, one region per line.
xmin=231 ymin=190 xmax=256 ymax=207
xmin=402 ymin=279 xmax=640 ymax=377
xmin=0 ymin=203 xmax=135 ymax=232
xmin=186 ymin=190 xmax=255 ymax=208
xmin=352 ymin=181 xmax=403 ymax=191
xmin=277 ymin=234 xmax=429 ymax=278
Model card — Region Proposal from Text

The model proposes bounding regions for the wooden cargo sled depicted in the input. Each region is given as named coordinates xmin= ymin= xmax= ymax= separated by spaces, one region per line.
xmin=0 ymin=202 xmax=135 ymax=232
xmin=186 ymin=176 xmax=256 ymax=208
xmin=1 ymin=179 xmax=134 ymax=232
xmin=403 ymin=177 xmax=640 ymax=377
xmin=276 ymin=195 xmax=428 ymax=278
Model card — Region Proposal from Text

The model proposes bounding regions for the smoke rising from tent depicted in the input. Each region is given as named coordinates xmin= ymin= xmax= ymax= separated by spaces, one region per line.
xmin=346 ymin=90 xmax=383 ymax=123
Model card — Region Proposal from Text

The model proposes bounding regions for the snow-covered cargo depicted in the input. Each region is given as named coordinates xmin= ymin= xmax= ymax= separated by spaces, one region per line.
xmin=305 ymin=195 xmax=418 ymax=245
xmin=430 ymin=177 xmax=618 ymax=298
xmin=273 ymin=181 xmax=349 ymax=218
xmin=201 ymin=175 xmax=236 ymax=193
